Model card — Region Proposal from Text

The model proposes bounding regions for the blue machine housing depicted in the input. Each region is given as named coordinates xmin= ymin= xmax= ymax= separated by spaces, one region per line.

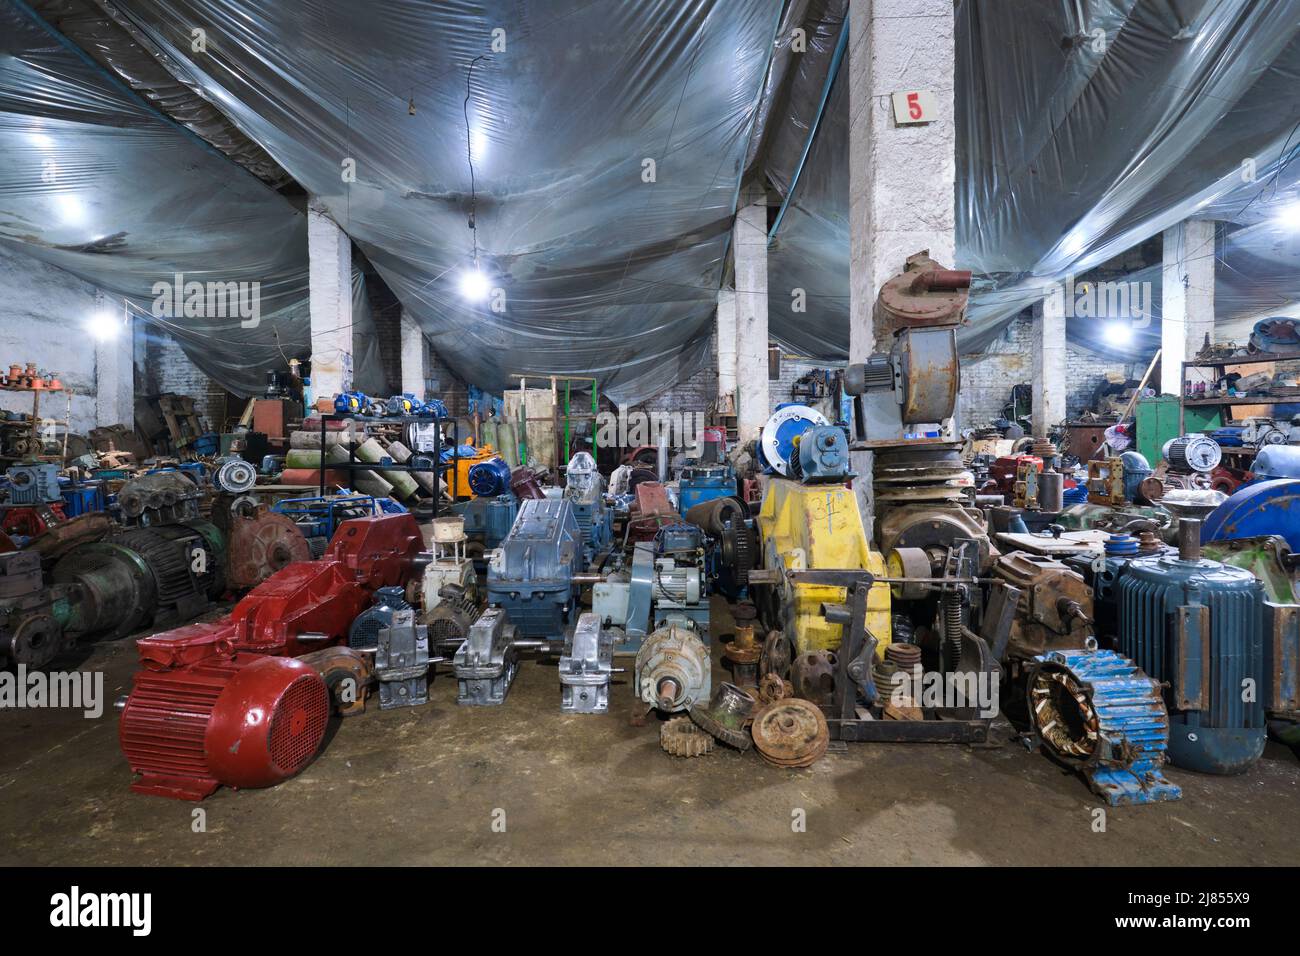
xmin=487 ymin=498 xmax=583 ymax=639
xmin=678 ymin=462 xmax=735 ymax=514
xmin=793 ymin=425 xmax=853 ymax=482
xmin=6 ymin=464 xmax=61 ymax=504
xmin=1117 ymin=553 xmax=1266 ymax=774
xmin=1029 ymin=648 xmax=1181 ymax=806
xmin=452 ymin=494 xmax=518 ymax=557
xmin=1204 ymin=478 xmax=1300 ymax=552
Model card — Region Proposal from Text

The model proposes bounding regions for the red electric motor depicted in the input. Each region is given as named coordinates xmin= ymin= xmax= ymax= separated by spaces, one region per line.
xmin=119 ymin=646 xmax=329 ymax=801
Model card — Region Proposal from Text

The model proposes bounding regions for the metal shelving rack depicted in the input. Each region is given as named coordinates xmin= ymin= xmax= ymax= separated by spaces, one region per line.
xmin=0 ymin=384 xmax=72 ymax=464
xmin=1179 ymin=351 xmax=1300 ymax=434
xmin=316 ymin=411 xmax=462 ymax=519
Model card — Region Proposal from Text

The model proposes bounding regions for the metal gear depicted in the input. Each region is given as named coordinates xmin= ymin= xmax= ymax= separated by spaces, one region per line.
xmin=660 ymin=716 xmax=715 ymax=757
xmin=751 ymin=698 xmax=830 ymax=768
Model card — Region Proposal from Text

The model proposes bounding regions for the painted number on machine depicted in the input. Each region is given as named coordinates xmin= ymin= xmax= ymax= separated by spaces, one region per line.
xmin=891 ymin=90 xmax=937 ymax=125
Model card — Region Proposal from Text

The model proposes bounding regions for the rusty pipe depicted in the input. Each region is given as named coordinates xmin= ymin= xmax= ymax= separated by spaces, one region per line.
xmin=910 ymin=269 xmax=972 ymax=293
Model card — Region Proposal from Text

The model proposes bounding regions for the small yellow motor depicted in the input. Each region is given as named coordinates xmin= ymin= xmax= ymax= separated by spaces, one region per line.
xmin=755 ymin=477 xmax=891 ymax=657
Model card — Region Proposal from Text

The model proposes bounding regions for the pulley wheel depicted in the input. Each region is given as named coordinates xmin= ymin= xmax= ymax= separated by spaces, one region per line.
xmin=751 ymin=698 xmax=829 ymax=768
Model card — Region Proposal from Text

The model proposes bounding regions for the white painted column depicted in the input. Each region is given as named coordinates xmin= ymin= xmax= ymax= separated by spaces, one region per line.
xmin=716 ymin=287 xmax=738 ymax=412
xmin=308 ymin=199 xmax=353 ymax=400
xmin=95 ymin=308 xmax=134 ymax=428
xmin=734 ymin=186 xmax=769 ymax=442
xmin=848 ymin=0 xmax=957 ymax=533
xmin=1161 ymin=219 xmax=1216 ymax=395
xmin=1031 ymin=297 xmax=1067 ymax=436
xmin=399 ymin=310 xmax=429 ymax=399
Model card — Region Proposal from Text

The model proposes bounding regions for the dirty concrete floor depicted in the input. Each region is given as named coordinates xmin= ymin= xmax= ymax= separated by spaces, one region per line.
xmin=3 ymin=596 xmax=1300 ymax=866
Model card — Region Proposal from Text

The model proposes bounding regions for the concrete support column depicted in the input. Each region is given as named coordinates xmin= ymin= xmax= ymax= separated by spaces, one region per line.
xmin=734 ymin=186 xmax=769 ymax=442
xmin=847 ymin=0 xmax=957 ymax=534
xmin=1031 ymin=297 xmax=1067 ymax=436
xmin=308 ymin=199 xmax=353 ymax=401
xmin=716 ymin=287 xmax=738 ymax=412
xmin=399 ymin=310 xmax=429 ymax=399
xmin=1161 ymin=219 xmax=1216 ymax=395
xmin=95 ymin=306 xmax=133 ymax=428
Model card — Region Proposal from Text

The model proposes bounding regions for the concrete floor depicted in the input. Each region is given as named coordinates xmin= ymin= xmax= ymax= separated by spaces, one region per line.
xmin=3 ymin=596 xmax=1300 ymax=866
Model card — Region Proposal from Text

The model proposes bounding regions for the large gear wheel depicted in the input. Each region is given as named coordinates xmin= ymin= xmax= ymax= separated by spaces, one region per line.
xmin=660 ymin=716 xmax=715 ymax=758
xmin=720 ymin=518 xmax=756 ymax=587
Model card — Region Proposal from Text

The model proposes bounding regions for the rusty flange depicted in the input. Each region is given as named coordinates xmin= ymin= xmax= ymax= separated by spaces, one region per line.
xmin=660 ymin=716 xmax=715 ymax=757
xmin=756 ymin=672 xmax=792 ymax=704
xmin=751 ymin=698 xmax=830 ymax=768
xmin=225 ymin=506 xmax=312 ymax=590
xmin=790 ymin=649 xmax=837 ymax=704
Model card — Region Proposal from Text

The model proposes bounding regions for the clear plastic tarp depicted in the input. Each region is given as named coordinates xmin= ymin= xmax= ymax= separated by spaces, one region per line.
xmin=0 ymin=1 xmax=385 ymax=400
xmin=769 ymin=0 xmax=1300 ymax=362
xmin=97 ymin=0 xmax=786 ymax=402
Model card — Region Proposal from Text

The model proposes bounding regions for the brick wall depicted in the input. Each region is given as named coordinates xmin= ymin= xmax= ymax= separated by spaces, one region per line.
xmin=134 ymin=326 xmax=230 ymax=429
xmin=957 ymin=312 xmax=1147 ymax=427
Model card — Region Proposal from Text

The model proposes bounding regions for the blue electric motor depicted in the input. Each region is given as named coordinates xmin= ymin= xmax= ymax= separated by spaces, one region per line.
xmin=468 ymin=456 xmax=513 ymax=498
xmin=333 ymin=391 xmax=370 ymax=415
xmin=487 ymin=498 xmax=583 ymax=639
xmin=348 ymin=586 xmax=411 ymax=651
xmin=1116 ymin=530 xmax=1266 ymax=775
xmin=790 ymin=425 xmax=854 ymax=483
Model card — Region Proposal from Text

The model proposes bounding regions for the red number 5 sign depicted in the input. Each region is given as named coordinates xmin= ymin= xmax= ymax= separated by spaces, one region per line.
xmin=891 ymin=90 xmax=937 ymax=125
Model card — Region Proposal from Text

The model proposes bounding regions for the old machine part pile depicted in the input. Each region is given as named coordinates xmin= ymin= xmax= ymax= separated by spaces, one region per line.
xmin=117 ymin=513 xmax=423 ymax=799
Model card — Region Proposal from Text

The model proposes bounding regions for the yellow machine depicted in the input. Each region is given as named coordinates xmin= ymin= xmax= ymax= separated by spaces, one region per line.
xmin=755 ymin=477 xmax=891 ymax=657
xmin=445 ymin=443 xmax=499 ymax=499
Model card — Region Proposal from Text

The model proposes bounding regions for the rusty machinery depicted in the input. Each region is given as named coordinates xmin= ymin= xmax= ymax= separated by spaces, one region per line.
xmin=117 ymin=513 xmax=423 ymax=800
xmin=844 ymin=253 xmax=992 ymax=578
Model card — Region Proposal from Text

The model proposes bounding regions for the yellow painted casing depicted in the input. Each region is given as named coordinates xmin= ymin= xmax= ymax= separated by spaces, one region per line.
xmin=756 ymin=478 xmax=891 ymax=656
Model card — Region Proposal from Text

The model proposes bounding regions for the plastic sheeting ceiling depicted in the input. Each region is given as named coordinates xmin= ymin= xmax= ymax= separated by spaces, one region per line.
xmin=768 ymin=0 xmax=1300 ymax=362
xmin=0 ymin=0 xmax=386 ymax=399
xmin=83 ymin=0 xmax=784 ymax=403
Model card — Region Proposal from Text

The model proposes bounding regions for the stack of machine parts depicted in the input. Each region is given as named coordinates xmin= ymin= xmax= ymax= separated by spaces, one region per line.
xmin=421 ymin=516 xmax=480 ymax=648
xmin=117 ymin=513 xmax=423 ymax=800
xmin=563 ymin=451 xmax=612 ymax=563
xmin=843 ymin=253 xmax=993 ymax=589
xmin=487 ymin=498 xmax=582 ymax=639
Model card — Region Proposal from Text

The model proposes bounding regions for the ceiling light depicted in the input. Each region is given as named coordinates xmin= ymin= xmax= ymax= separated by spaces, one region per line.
xmin=459 ymin=266 xmax=490 ymax=302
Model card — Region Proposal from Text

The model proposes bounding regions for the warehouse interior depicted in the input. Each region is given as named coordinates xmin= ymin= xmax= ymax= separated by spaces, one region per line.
xmin=3 ymin=0 xmax=1300 ymax=870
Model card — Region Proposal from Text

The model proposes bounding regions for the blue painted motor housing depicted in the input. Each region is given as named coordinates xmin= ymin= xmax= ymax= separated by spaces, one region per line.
xmin=1117 ymin=553 xmax=1266 ymax=774
xmin=468 ymin=456 xmax=513 ymax=497
xmin=1251 ymin=445 xmax=1300 ymax=480
xmin=1029 ymin=648 xmax=1181 ymax=806
xmin=1203 ymin=478 xmax=1300 ymax=552
xmin=1118 ymin=450 xmax=1151 ymax=502
xmin=348 ymin=586 xmax=411 ymax=651
xmin=793 ymin=425 xmax=853 ymax=482
xmin=333 ymin=390 xmax=369 ymax=415
xmin=453 ymin=494 xmax=518 ymax=555
xmin=487 ymin=498 xmax=583 ymax=639
xmin=678 ymin=462 xmax=735 ymax=514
